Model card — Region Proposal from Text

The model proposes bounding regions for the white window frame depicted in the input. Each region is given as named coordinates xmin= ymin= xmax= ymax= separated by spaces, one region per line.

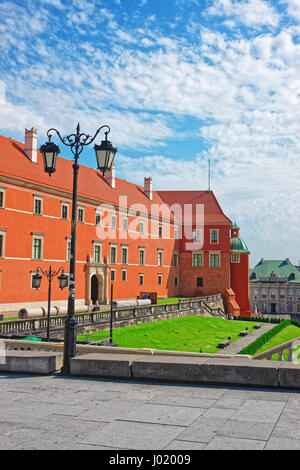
xmin=139 ymin=247 xmax=145 ymax=266
xmin=158 ymin=249 xmax=163 ymax=267
xmin=122 ymin=268 xmax=127 ymax=282
xmin=33 ymin=196 xmax=43 ymax=215
xmin=0 ymin=228 xmax=7 ymax=258
xmin=111 ymin=268 xmax=116 ymax=282
xmin=231 ymin=253 xmax=240 ymax=263
xmin=139 ymin=273 xmax=144 ymax=286
xmin=78 ymin=206 xmax=85 ymax=223
xmin=111 ymin=214 xmax=117 ymax=229
xmin=66 ymin=238 xmax=71 ymax=261
xmin=93 ymin=242 xmax=102 ymax=263
xmin=158 ymin=273 xmax=162 ymax=286
xmin=32 ymin=233 xmax=44 ymax=260
xmin=61 ymin=203 xmax=69 ymax=220
xmin=139 ymin=220 xmax=145 ymax=234
xmin=192 ymin=252 xmax=203 ymax=267
xmin=121 ymin=246 xmax=128 ymax=265
xmin=210 ymin=229 xmax=219 ymax=244
xmin=95 ymin=212 xmax=101 ymax=226
xmin=193 ymin=229 xmax=203 ymax=243
xmin=173 ymin=251 xmax=178 ymax=267
xmin=0 ymin=188 xmax=6 ymax=209
xmin=209 ymin=252 xmax=220 ymax=268
xmin=123 ymin=217 xmax=128 ymax=231
xmin=110 ymin=244 xmax=117 ymax=264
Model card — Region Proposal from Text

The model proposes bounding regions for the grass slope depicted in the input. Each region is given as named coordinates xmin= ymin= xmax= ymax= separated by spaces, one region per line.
xmin=78 ymin=316 xmax=257 ymax=353
xmin=254 ymin=324 xmax=300 ymax=360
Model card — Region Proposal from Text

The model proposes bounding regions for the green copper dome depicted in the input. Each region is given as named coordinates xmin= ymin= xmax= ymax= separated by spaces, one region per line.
xmin=230 ymin=237 xmax=250 ymax=253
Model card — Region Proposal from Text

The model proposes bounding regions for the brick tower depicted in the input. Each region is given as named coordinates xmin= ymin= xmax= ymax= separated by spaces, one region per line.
xmin=230 ymin=223 xmax=252 ymax=316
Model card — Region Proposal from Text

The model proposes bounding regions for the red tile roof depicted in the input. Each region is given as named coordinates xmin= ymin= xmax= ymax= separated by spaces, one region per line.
xmin=0 ymin=135 xmax=173 ymax=219
xmin=158 ymin=190 xmax=232 ymax=224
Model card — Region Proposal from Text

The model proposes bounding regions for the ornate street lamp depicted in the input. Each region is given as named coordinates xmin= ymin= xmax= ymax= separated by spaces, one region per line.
xmin=40 ymin=123 xmax=117 ymax=374
xmin=40 ymin=140 xmax=60 ymax=176
xmin=94 ymin=132 xmax=118 ymax=176
xmin=34 ymin=266 xmax=68 ymax=341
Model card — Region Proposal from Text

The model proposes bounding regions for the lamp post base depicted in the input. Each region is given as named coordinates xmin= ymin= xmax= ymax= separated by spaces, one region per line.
xmin=62 ymin=316 xmax=77 ymax=375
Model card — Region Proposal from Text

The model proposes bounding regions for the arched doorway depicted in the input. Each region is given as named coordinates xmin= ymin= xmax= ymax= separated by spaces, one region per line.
xmin=90 ymin=274 xmax=104 ymax=304
xmin=91 ymin=275 xmax=98 ymax=304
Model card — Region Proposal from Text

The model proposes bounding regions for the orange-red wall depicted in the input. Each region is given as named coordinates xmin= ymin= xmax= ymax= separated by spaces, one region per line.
xmin=230 ymin=253 xmax=251 ymax=316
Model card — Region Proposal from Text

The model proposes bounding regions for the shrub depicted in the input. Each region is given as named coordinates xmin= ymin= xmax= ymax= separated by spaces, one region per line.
xmin=238 ymin=319 xmax=292 ymax=356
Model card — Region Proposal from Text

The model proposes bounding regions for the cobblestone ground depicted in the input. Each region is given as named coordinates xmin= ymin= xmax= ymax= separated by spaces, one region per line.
xmin=1 ymin=373 xmax=300 ymax=450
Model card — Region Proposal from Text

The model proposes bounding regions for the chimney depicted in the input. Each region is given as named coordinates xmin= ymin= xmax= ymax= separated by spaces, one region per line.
xmin=144 ymin=177 xmax=152 ymax=200
xmin=24 ymin=128 xmax=38 ymax=164
xmin=106 ymin=163 xmax=115 ymax=189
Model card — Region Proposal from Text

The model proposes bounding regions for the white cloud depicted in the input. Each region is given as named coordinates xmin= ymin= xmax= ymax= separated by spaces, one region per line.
xmin=285 ymin=0 xmax=300 ymax=21
xmin=206 ymin=0 xmax=281 ymax=29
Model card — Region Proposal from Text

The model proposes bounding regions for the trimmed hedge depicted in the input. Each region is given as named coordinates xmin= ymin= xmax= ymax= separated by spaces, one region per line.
xmin=238 ymin=319 xmax=292 ymax=356
xmin=233 ymin=315 xmax=300 ymax=326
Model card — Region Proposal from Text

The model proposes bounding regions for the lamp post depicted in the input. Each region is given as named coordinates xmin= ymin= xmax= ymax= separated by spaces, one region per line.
xmin=32 ymin=266 xmax=68 ymax=341
xmin=40 ymin=123 xmax=117 ymax=374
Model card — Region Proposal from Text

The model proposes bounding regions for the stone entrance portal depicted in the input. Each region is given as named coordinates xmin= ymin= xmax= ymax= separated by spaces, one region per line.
xmin=86 ymin=258 xmax=109 ymax=307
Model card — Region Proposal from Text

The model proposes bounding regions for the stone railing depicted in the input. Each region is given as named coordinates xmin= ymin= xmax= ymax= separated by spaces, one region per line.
xmin=0 ymin=294 xmax=226 ymax=336
xmin=253 ymin=337 xmax=300 ymax=362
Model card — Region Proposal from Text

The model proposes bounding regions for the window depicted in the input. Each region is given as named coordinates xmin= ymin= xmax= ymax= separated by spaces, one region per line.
xmin=210 ymin=229 xmax=219 ymax=243
xmin=122 ymin=269 xmax=127 ymax=281
xmin=288 ymin=303 xmax=293 ymax=312
xmin=297 ymin=304 xmax=300 ymax=313
xmin=231 ymin=253 xmax=240 ymax=263
xmin=139 ymin=248 xmax=145 ymax=266
xmin=158 ymin=274 xmax=162 ymax=285
xmin=110 ymin=246 xmax=117 ymax=264
xmin=197 ymin=277 xmax=203 ymax=287
xmin=32 ymin=238 xmax=42 ymax=260
xmin=78 ymin=208 xmax=84 ymax=223
xmin=0 ymin=231 xmax=6 ymax=258
xmin=66 ymin=239 xmax=71 ymax=261
xmin=193 ymin=253 xmax=203 ymax=267
xmin=174 ymin=227 xmax=178 ymax=240
xmin=111 ymin=214 xmax=117 ymax=229
xmin=209 ymin=253 xmax=220 ymax=267
xmin=95 ymin=213 xmax=101 ymax=225
xmin=158 ymin=250 xmax=163 ymax=266
xmin=173 ymin=252 xmax=178 ymax=267
xmin=93 ymin=244 xmax=101 ymax=263
xmin=123 ymin=217 xmax=128 ymax=231
xmin=174 ymin=276 xmax=179 ymax=287
xmin=193 ymin=229 xmax=202 ymax=243
xmin=140 ymin=220 xmax=144 ymax=234
xmin=122 ymin=247 xmax=128 ymax=264
xmin=139 ymin=273 xmax=144 ymax=286
xmin=158 ymin=224 xmax=163 ymax=238
xmin=61 ymin=204 xmax=68 ymax=219
xmin=0 ymin=190 xmax=5 ymax=208
xmin=33 ymin=197 xmax=42 ymax=215
xmin=111 ymin=269 xmax=116 ymax=282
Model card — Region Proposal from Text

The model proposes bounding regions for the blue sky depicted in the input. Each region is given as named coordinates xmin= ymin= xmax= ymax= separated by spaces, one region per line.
xmin=1 ymin=0 xmax=300 ymax=267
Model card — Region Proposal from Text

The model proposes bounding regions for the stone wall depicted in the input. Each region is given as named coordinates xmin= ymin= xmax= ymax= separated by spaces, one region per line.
xmin=0 ymin=295 xmax=226 ymax=339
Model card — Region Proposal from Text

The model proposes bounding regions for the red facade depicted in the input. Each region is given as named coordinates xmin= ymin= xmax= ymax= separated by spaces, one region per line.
xmin=0 ymin=131 xmax=250 ymax=315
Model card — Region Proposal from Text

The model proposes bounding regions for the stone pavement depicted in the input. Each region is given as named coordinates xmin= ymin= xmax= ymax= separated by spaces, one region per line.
xmin=1 ymin=373 xmax=300 ymax=450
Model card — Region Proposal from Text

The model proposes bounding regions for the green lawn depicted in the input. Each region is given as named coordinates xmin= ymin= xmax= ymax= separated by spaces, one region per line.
xmin=77 ymin=316 xmax=258 ymax=353
xmin=156 ymin=298 xmax=185 ymax=305
xmin=254 ymin=325 xmax=300 ymax=360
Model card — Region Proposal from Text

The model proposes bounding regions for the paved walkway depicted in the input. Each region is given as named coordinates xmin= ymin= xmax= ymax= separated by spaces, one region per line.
xmin=219 ymin=323 xmax=275 ymax=355
xmin=1 ymin=373 xmax=300 ymax=450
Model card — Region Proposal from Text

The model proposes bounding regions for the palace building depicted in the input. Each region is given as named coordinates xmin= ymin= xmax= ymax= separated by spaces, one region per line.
xmin=0 ymin=128 xmax=251 ymax=316
xmin=250 ymin=259 xmax=300 ymax=315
